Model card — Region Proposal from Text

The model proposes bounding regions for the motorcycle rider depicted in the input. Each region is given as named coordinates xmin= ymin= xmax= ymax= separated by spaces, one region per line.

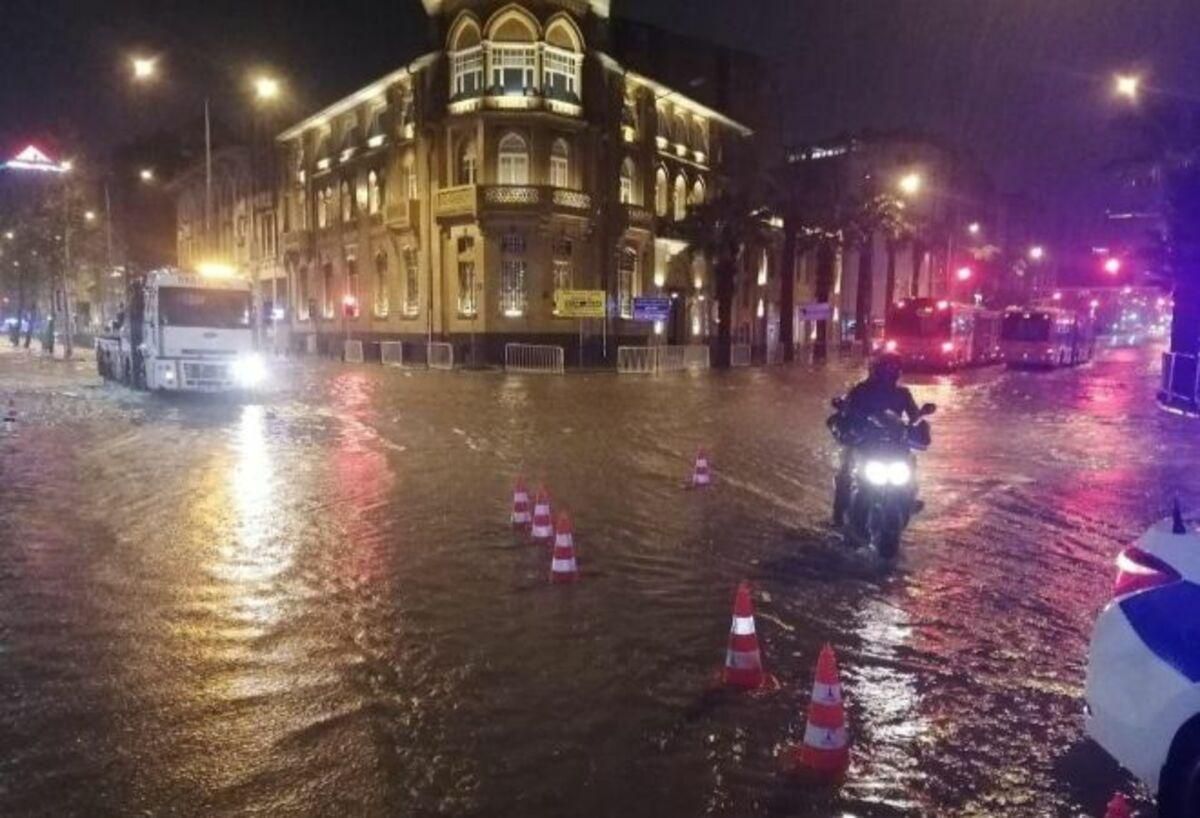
xmin=832 ymin=353 xmax=921 ymax=525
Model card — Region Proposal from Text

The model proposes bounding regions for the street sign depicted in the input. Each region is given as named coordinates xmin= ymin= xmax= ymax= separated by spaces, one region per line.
xmin=632 ymin=296 xmax=671 ymax=322
xmin=799 ymin=302 xmax=833 ymax=321
xmin=555 ymin=289 xmax=606 ymax=319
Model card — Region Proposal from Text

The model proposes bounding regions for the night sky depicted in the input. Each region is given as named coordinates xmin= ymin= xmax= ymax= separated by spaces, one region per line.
xmin=3 ymin=0 xmax=1198 ymax=232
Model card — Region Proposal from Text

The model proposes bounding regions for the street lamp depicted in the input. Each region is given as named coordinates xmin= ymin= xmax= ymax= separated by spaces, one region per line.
xmin=139 ymin=167 xmax=155 ymax=183
xmin=1104 ymin=257 xmax=1122 ymax=275
xmin=967 ymin=222 xmax=981 ymax=236
xmin=898 ymin=172 xmax=923 ymax=197
xmin=84 ymin=210 xmax=96 ymax=222
xmin=1114 ymin=73 xmax=1141 ymax=102
xmin=1029 ymin=245 xmax=1045 ymax=261
xmin=254 ymin=75 xmax=281 ymax=102
xmin=956 ymin=266 xmax=973 ymax=282
xmin=131 ymin=56 xmax=158 ymax=81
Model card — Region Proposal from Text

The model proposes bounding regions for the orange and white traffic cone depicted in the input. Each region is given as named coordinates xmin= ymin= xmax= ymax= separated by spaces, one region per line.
xmin=720 ymin=581 xmax=778 ymax=691
xmin=691 ymin=449 xmax=712 ymax=487
xmin=785 ymin=643 xmax=850 ymax=781
xmin=511 ymin=477 xmax=532 ymax=528
xmin=530 ymin=487 xmax=554 ymax=542
xmin=1103 ymin=793 xmax=1132 ymax=818
xmin=550 ymin=513 xmax=580 ymax=583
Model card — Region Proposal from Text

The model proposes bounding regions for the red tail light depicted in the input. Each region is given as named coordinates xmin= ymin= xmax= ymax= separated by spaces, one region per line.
xmin=1114 ymin=547 xmax=1181 ymax=598
xmin=884 ymin=339 xmax=898 ymax=353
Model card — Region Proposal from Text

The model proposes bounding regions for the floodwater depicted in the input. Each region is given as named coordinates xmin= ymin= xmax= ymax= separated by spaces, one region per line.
xmin=1 ymin=343 xmax=1190 ymax=817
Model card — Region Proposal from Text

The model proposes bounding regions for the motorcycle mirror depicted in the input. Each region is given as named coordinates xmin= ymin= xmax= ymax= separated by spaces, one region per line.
xmin=920 ymin=402 xmax=938 ymax=416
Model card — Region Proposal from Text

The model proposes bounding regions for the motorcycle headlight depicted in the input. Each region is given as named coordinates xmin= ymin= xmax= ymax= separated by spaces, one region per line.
xmin=232 ymin=354 xmax=266 ymax=387
xmin=886 ymin=461 xmax=912 ymax=486
xmin=863 ymin=460 xmax=890 ymax=486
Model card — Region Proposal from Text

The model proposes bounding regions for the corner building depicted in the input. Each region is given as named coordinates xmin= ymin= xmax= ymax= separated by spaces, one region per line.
xmin=276 ymin=0 xmax=753 ymax=363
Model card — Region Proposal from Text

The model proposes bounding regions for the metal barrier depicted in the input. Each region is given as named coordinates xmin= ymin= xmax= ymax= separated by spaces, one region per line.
xmin=618 ymin=345 xmax=711 ymax=375
xmin=343 ymin=339 xmax=364 ymax=363
xmin=731 ymin=343 xmax=752 ymax=368
xmin=505 ymin=343 xmax=564 ymax=374
xmin=380 ymin=341 xmax=403 ymax=366
xmin=305 ymin=335 xmax=318 ymax=355
xmin=1161 ymin=351 xmax=1200 ymax=411
xmin=683 ymin=344 xmax=710 ymax=370
xmin=617 ymin=346 xmax=657 ymax=374
xmin=428 ymin=342 xmax=455 ymax=371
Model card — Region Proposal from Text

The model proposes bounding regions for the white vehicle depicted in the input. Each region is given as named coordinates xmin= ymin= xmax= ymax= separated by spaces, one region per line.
xmin=96 ymin=268 xmax=266 ymax=392
xmin=1084 ymin=506 xmax=1200 ymax=817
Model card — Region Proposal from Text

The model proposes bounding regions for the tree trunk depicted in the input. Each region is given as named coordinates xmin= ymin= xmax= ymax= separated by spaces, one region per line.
xmin=885 ymin=238 xmax=898 ymax=314
xmin=910 ymin=239 xmax=924 ymax=297
xmin=813 ymin=240 xmax=835 ymax=360
xmin=713 ymin=255 xmax=736 ymax=368
xmin=1170 ymin=280 xmax=1200 ymax=357
xmin=779 ymin=212 xmax=798 ymax=363
xmin=854 ymin=233 xmax=874 ymax=352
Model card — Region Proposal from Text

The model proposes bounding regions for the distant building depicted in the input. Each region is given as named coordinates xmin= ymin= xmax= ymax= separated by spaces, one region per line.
xmin=272 ymin=0 xmax=757 ymax=363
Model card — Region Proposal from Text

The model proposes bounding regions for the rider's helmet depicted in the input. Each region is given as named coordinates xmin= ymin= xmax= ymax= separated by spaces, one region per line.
xmin=870 ymin=352 xmax=903 ymax=387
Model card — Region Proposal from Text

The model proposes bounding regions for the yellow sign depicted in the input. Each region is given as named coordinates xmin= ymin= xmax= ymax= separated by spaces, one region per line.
xmin=554 ymin=289 xmax=606 ymax=318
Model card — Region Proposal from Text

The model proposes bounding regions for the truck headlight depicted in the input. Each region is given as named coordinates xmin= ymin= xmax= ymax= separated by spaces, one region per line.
xmin=232 ymin=354 xmax=266 ymax=387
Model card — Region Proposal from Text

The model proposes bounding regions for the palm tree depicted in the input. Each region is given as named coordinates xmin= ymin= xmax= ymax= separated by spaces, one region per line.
xmin=843 ymin=192 xmax=906 ymax=353
xmin=678 ymin=190 xmax=773 ymax=368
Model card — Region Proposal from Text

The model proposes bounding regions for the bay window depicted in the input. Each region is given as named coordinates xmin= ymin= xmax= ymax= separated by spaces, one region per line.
xmin=452 ymin=48 xmax=484 ymax=96
xmin=543 ymin=48 xmax=580 ymax=98
xmin=490 ymin=45 xmax=536 ymax=94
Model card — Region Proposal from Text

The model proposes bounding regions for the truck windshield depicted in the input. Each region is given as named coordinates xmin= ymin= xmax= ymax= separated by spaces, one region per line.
xmin=1002 ymin=313 xmax=1051 ymax=342
xmin=159 ymin=287 xmax=251 ymax=329
xmin=887 ymin=305 xmax=952 ymax=339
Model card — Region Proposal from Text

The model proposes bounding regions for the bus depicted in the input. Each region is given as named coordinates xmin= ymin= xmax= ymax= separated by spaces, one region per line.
xmin=1000 ymin=307 xmax=1094 ymax=368
xmin=880 ymin=298 xmax=1003 ymax=370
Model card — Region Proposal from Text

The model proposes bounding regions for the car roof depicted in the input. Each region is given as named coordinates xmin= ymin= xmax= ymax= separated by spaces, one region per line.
xmin=1135 ymin=514 xmax=1200 ymax=583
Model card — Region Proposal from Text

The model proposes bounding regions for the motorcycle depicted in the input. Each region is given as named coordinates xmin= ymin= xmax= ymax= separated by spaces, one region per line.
xmin=827 ymin=398 xmax=937 ymax=559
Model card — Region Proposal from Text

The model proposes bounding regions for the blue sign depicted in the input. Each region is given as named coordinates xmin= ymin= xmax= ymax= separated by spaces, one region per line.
xmin=633 ymin=296 xmax=671 ymax=322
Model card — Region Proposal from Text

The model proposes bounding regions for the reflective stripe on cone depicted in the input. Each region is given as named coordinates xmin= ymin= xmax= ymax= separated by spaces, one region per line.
xmin=692 ymin=449 xmax=712 ymax=487
xmin=721 ymin=581 xmax=768 ymax=689
xmin=511 ymin=477 xmax=531 ymax=526
xmin=550 ymin=513 xmax=579 ymax=583
xmin=787 ymin=643 xmax=851 ymax=781
xmin=530 ymin=487 xmax=554 ymax=541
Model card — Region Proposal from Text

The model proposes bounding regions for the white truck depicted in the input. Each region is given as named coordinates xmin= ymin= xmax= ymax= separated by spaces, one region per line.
xmin=96 ymin=268 xmax=266 ymax=392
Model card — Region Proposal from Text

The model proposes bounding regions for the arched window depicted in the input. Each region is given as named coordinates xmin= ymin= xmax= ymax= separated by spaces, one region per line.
xmin=448 ymin=14 xmax=483 ymax=97
xmin=689 ymin=178 xmax=705 ymax=207
xmin=487 ymin=8 xmax=539 ymax=95
xmin=617 ymin=247 xmax=638 ymax=319
xmin=498 ymin=132 xmax=529 ymax=185
xmin=374 ymin=251 xmax=389 ymax=317
xmin=673 ymin=174 xmax=687 ymax=221
xmin=345 ymin=254 xmax=360 ymax=318
xmin=550 ymin=139 xmax=570 ymax=188
xmin=367 ymin=170 xmax=382 ymax=215
xmin=674 ymin=113 xmax=688 ymax=145
xmin=655 ymin=167 xmax=669 ymax=217
xmin=544 ymin=15 xmax=583 ymax=99
xmin=619 ymin=158 xmax=635 ymax=205
xmin=402 ymin=247 xmax=420 ymax=317
xmin=457 ymin=138 xmax=477 ymax=186
xmin=316 ymin=186 xmax=329 ymax=228
xmin=297 ymin=264 xmax=310 ymax=320
xmin=404 ymin=155 xmax=417 ymax=200
xmin=340 ymin=180 xmax=353 ymax=222
xmin=321 ymin=260 xmax=334 ymax=318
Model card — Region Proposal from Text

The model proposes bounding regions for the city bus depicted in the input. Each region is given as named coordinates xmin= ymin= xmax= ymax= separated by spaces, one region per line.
xmin=1000 ymin=306 xmax=1095 ymax=368
xmin=880 ymin=298 xmax=1003 ymax=370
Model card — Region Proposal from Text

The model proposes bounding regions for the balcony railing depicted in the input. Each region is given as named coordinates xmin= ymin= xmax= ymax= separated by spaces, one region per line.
xmin=436 ymin=185 xmax=592 ymax=220
xmin=447 ymin=90 xmax=582 ymax=118
xmin=624 ymin=205 xmax=654 ymax=229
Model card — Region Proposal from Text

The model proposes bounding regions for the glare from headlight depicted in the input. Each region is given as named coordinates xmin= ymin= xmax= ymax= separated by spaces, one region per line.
xmin=232 ymin=354 xmax=266 ymax=387
xmin=863 ymin=460 xmax=890 ymax=486
xmin=886 ymin=461 xmax=912 ymax=486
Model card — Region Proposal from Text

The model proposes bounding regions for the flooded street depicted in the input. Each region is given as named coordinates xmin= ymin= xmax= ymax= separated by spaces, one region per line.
xmin=0 ymin=345 xmax=1189 ymax=817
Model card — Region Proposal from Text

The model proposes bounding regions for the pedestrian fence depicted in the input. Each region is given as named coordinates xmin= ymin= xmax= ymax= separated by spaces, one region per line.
xmin=505 ymin=343 xmax=564 ymax=374
xmin=380 ymin=341 xmax=431 ymax=369
xmin=428 ymin=342 xmax=455 ymax=371
xmin=380 ymin=341 xmax=404 ymax=366
xmin=304 ymin=335 xmax=318 ymax=355
xmin=343 ymin=339 xmax=364 ymax=364
xmin=767 ymin=344 xmax=785 ymax=365
xmin=730 ymin=343 xmax=752 ymax=368
xmin=1161 ymin=351 xmax=1200 ymax=411
xmin=618 ymin=344 xmax=712 ymax=375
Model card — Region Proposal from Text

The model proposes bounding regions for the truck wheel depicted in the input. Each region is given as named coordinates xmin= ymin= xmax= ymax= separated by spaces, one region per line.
xmin=1160 ymin=720 xmax=1200 ymax=818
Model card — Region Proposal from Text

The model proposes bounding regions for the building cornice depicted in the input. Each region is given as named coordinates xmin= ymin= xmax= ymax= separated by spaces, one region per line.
xmin=276 ymin=52 xmax=440 ymax=143
xmin=596 ymin=52 xmax=753 ymax=138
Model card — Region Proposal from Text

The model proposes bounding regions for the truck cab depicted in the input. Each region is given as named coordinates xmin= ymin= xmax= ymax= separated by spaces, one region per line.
xmin=97 ymin=268 xmax=265 ymax=392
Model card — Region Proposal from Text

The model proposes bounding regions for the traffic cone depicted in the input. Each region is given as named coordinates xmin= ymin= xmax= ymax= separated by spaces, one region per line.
xmin=511 ymin=477 xmax=532 ymax=528
xmin=786 ymin=644 xmax=850 ymax=781
xmin=1103 ymin=793 xmax=1132 ymax=818
xmin=530 ymin=487 xmax=554 ymax=541
xmin=720 ymin=581 xmax=777 ymax=690
xmin=2 ymin=400 xmax=15 ymax=434
xmin=691 ymin=448 xmax=712 ymax=487
xmin=550 ymin=513 xmax=580 ymax=583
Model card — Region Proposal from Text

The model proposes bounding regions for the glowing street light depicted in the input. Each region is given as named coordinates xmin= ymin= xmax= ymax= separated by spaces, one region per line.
xmin=956 ymin=266 xmax=973 ymax=282
xmin=967 ymin=222 xmax=981 ymax=236
xmin=1029 ymin=245 xmax=1045 ymax=261
xmin=139 ymin=168 xmax=155 ymax=183
xmin=897 ymin=172 xmax=923 ymax=197
xmin=4 ymin=231 xmax=13 ymax=241
xmin=131 ymin=56 xmax=158 ymax=81
xmin=1114 ymin=73 xmax=1141 ymax=102
xmin=253 ymin=75 xmax=281 ymax=102
xmin=1052 ymin=291 xmax=1063 ymax=301
xmin=84 ymin=210 xmax=97 ymax=222
xmin=1103 ymin=257 xmax=1122 ymax=275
